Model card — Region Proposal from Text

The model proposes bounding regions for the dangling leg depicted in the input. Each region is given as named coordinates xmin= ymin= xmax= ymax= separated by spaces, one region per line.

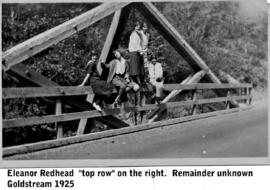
xmin=155 ymin=83 xmax=163 ymax=104
xmin=92 ymin=95 xmax=102 ymax=111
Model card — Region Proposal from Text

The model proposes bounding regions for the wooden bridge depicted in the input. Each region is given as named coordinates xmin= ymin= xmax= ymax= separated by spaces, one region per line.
xmin=2 ymin=83 xmax=253 ymax=157
xmin=2 ymin=2 xmax=257 ymax=159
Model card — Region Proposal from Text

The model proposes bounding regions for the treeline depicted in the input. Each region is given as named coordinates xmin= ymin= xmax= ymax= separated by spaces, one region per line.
xmin=3 ymin=2 xmax=267 ymax=88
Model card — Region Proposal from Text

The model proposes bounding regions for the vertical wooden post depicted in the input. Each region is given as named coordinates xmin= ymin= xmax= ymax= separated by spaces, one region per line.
xmin=140 ymin=91 xmax=147 ymax=124
xmin=201 ymin=89 xmax=204 ymax=113
xmin=244 ymin=87 xmax=248 ymax=104
xmin=248 ymin=87 xmax=252 ymax=105
xmin=134 ymin=91 xmax=140 ymax=125
xmin=191 ymin=90 xmax=197 ymax=115
xmin=55 ymin=98 xmax=63 ymax=139
xmin=226 ymin=90 xmax=231 ymax=109
xmin=238 ymin=88 xmax=241 ymax=103
xmin=242 ymin=88 xmax=245 ymax=103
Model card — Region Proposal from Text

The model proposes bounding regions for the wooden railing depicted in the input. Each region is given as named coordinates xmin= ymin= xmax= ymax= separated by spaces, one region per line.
xmin=2 ymin=83 xmax=253 ymax=156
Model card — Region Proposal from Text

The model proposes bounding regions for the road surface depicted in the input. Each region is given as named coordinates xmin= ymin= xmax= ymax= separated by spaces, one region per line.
xmin=6 ymin=102 xmax=268 ymax=160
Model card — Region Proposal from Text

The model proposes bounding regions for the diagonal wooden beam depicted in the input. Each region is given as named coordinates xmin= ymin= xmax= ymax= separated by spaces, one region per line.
xmin=148 ymin=70 xmax=206 ymax=123
xmin=78 ymin=7 xmax=131 ymax=135
xmin=7 ymin=63 xmax=58 ymax=87
xmin=97 ymin=5 xmax=132 ymax=75
xmin=2 ymin=2 xmax=130 ymax=71
xmin=135 ymin=2 xmax=221 ymax=84
xmin=6 ymin=64 xmax=129 ymax=128
xmin=135 ymin=2 xmax=238 ymax=108
xmin=97 ymin=9 xmax=122 ymax=74
xmin=78 ymin=8 xmax=127 ymax=135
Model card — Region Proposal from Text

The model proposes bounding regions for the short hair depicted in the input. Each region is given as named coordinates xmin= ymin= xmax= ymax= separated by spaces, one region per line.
xmin=134 ymin=21 xmax=142 ymax=28
xmin=112 ymin=49 xmax=121 ymax=56
xmin=150 ymin=54 xmax=157 ymax=61
xmin=90 ymin=51 xmax=98 ymax=57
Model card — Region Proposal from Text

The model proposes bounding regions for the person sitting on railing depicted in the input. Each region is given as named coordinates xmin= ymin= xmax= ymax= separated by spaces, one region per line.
xmin=101 ymin=49 xmax=139 ymax=107
xmin=146 ymin=55 xmax=164 ymax=104
xmin=79 ymin=51 xmax=115 ymax=111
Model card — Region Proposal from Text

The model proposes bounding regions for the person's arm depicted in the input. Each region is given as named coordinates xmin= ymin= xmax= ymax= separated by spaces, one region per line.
xmin=100 ymin=60 xmax=111 ymax=69
xmin=79 ymin=73 xmax=90 ymax=86
xmin=79 ymin=61 xmax=93 ymax=86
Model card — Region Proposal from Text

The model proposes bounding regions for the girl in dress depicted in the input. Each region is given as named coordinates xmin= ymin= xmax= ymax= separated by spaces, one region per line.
xmin=128 ymin=21 xmax=144 ymax=85
xmin=80 ymin=52 xmax=115 ymax=111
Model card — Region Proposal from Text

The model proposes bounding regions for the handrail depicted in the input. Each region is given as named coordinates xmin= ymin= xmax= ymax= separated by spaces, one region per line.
xmin=3 ymin=95 xmax=252 ymax=128
xmin=164 ymin=83 xmax=252 ymax=91
xmin=2 ymin=83 xmax=252 ymax=99
xmin=3 ymin=106 xmax=253 ymax=157
xmin=2 ymin=86 xmax=94 ymax=99
xmin=2 ymin=82 xmax=253 ymax=151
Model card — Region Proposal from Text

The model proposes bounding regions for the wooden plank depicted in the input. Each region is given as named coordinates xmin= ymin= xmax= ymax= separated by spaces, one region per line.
xmin=162 ymin=73 xmax=193 ymax=103
xmin=219 ymin=70 xmax=241 ymax=84
xmin=97 ymin=9 xmax=122 ymax=74
xmin=3 ymin=2 xmax=130 ymax=71
xmin=76 ymin=119 xmax=88 ymax=136
xmin=152 ymin=95 xmax=251 ymax=109
xmin=3 ymin=106 xmax=132 ymax=129
xmin=7 ymin=63 xmax=58 ymax=87
xmin=136 ymin=2 xmax=221 ymax=84
xmin=2 ymin=86 xmax=94 ymax=99
xmin=98 ymin=5 xmax=131 ymax=79
xmin=196 ymin=95 xmax=251 ymax=105
xmin=7 ymin=64 xmax=129 ymax=128
xmin=3 ymin=103 xmax=162 ymax=128
xmin=74 ymin=8 xmax=128 ymax=136
xmin=55 ymin=99 xmax=63 ymax=139
xmin=3 ymin=106 xmax=253 ymax=157
xmin=3 ymin=95 xmax=251 ymax=128
xmin=248 ymin=88 xmax=252 ymax=105
xmin=226 ymin=90 xmax=231 ymax=109
xmin=164 ymin=83 xmax=252 ymax=91
xmin=191 ymin=90 xmax=197 ymax=115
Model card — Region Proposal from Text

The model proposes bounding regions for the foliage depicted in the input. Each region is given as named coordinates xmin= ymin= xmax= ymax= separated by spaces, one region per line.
xmin=161 ymin=1 xmax=267 ymax=87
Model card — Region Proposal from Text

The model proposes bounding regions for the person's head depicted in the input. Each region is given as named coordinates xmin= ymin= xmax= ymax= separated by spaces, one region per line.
xmin=113 ymin=49 xmax=122 ymax=59
xmin=134 ymin=21 xmax=141 ymax=31
xmin=151 ymin=55 xmax=157 ymax=65
xmin=91 ymin=51 xmax=98 ymax=62
xmin=142 ymin=22 xmax=148 ymax=32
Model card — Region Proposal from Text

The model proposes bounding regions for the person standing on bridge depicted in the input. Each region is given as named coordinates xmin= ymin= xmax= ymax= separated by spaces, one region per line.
xmin=79 ymin=52 xmax=115 ymax=111
xmin=139 ymin=22 xmax=150 ymax=65
xmin=128 ymin=21 xmax=144 ymax=86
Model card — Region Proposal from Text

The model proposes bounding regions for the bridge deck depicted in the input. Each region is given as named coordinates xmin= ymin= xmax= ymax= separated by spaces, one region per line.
xmin=5 ymin=102 xmax=267 ymax=160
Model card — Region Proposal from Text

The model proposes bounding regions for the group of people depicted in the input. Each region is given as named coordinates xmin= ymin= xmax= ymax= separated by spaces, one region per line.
xmin=80 ymin=22 xmax=165 ymax=111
